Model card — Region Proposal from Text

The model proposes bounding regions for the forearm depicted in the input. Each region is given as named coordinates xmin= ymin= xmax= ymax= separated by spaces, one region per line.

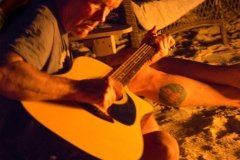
xmin=0 ymin=61 xmax=76 ymax=101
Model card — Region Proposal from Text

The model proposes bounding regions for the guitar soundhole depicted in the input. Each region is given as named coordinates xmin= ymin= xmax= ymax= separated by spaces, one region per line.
xmin=75 ymin=95 xmax=136 ymax=125
xmin=75 ymin=102 xmax=114 ymax=123
xmin=108 ymin=95 xmax=136 ymax=125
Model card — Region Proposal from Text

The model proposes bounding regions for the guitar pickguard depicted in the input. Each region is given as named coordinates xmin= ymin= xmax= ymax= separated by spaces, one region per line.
xmin=108 ymin=94 xmax=136 ymax=125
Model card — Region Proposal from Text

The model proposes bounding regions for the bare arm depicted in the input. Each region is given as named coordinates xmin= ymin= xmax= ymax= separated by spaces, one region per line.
xmin=0 ymin=53 xmax=73 ymax=101
xmin=0 ymin=52 xmax=120 ymax=108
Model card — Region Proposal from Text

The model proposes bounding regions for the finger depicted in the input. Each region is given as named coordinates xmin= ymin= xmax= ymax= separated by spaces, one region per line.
xmin=109 ymin=79 xmax=123 ymax=100
xmin=169 ymin=35 xmax=176 ymax=47
xmin=100 ymin=84 xmax=116 ymax=109
xmin=161 ymin=34 xmax=173 ymax=49
xmin=158 ymin=35 xmax=166 ymax=50
xmin=147 ymin=26 xmax=158 ymax=39
xmin=160 ymin=39 xmax=165 ymax=50
xmin=149 ymin=26 xmax=157 ymax=34
xmin=163 ymin=34 xmax=169 ymax=48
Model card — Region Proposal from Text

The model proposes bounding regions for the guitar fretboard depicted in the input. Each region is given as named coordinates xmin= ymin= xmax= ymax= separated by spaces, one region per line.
xmin=110 ymin=43 xmax=155 ymax=85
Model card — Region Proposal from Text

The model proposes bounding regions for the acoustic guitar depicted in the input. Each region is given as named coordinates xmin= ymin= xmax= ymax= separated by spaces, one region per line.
xmin=22 ymin=42 xmax=157 ymax=160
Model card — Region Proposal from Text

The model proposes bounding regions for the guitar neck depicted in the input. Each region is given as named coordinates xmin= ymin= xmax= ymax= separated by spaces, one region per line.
xmin=110 ymin=43 xmax=156 ymax=85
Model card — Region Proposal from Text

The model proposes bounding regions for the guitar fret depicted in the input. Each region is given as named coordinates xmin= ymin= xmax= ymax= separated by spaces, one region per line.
xmin=110 ymin=43 xmax=155 ymax=85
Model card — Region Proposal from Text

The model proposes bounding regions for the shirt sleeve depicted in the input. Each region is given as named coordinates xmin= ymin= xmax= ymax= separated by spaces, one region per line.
xmin=0 ymin=6 xmax=55 ymax=71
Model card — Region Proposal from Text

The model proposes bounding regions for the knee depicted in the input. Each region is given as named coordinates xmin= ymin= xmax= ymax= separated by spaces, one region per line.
xmin=141 ymin=131 xmax=179 ymax=160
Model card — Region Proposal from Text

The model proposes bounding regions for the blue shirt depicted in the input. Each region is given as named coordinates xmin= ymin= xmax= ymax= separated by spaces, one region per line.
xmin=0 ymin=0 xmax=70 ymax=74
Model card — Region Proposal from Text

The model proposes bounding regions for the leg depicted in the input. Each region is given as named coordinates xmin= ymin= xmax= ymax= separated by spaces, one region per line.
xmin=129 ymin=66 xmax=240 ymax=107
xmin=153 ymin=57 xmax=240 ymax=90
xmin=140 ymin=114 xmax=179 ymax=160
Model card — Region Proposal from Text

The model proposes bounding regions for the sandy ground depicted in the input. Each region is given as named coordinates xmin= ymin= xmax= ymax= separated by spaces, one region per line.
xmin=153 ymin=14 xmax=240 ymax=160
xmin=72 ymin=10 xmax=240 ymax=160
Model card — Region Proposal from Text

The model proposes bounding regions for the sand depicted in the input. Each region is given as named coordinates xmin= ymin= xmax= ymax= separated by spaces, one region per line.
xmin=153 ymin=14 xmax=240 ymax=160
xmin=73 ymin=10 xmax=240 ymax=159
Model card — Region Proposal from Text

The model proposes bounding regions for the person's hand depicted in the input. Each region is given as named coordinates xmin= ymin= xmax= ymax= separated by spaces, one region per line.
xmin=73 ymin=78 xmax=123 ymax=110
xmin=143 ymin=26 xmax=175 ymax=65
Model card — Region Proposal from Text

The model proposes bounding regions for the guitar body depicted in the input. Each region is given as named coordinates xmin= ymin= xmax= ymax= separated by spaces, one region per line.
xmin=22 ymin=56 xmax=153 ymax=160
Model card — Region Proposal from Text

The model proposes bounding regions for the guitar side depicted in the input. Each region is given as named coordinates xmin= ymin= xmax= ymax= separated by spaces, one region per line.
xmin=22 ymin=56 xmax=153 ymax=160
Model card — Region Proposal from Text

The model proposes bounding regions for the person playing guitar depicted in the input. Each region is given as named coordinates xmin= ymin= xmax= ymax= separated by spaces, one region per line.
xmin=0 ymin=0 xmax=178 ymax=159
xmin=2 ymin=0 xmax=239 ymax=159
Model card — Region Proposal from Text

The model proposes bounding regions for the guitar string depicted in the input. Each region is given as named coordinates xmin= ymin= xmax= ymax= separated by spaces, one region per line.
xmin=111 ymin=44 xmax=154 ymax=84
xmin=110 ymin=44 xmax=150 ymax=81
xmin=120 ymin=46 xmax=155 ymax=84
xmin=111 ymin=43 xmax=155 ymax=85
xmin=112 ymin=43 xmax=151 ymax=77
xmin=120 ymin=47 xmax=155 ymax=85
xmin=110 ymin=43 xmax=152 ymax=81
